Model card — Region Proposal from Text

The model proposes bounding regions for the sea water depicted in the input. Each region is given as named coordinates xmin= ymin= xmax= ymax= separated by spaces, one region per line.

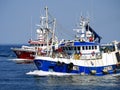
xmin=0 ymin=44 xmax=120 ymax=90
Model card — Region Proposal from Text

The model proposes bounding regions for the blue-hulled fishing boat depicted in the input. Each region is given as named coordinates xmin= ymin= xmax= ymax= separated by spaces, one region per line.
xmin=34 ymin=7 xmax=120 ymax=76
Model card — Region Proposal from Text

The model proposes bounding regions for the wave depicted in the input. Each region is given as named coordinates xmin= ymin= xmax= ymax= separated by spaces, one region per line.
xmin=9 ymin=58 xmax=33 ymax=64
xmin=26 ymin=70 xmax=78 ymax=76
xmin=26 ymin=70 xmax=120 ymax=77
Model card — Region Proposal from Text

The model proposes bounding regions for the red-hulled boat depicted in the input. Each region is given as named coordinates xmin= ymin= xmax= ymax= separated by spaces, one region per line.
xmin=11 ymin=6 xmax=58 ymax=62
xmin=12 ymin=45 xmax=36 ymax=60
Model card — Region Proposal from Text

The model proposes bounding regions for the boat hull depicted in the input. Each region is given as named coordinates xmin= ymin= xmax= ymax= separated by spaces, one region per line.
xmin=34 ymin=58 xmax=119 ymax=76
xmin=13 ymin=49 xmax=36 ymax=60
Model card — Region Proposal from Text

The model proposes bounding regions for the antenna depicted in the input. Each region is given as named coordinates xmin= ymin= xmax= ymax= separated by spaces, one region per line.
xmin=86 ymin=12 xmax=90 ymax=31
xmin=86 ymin=11 xmax=90 ymax=20
xmin=45 ymin=6 xmax=48 ymax=28
xmin=80 ymin=12 xmax=83 ymax=17
xmin=30 ymin=16 xmax=33 ymax=40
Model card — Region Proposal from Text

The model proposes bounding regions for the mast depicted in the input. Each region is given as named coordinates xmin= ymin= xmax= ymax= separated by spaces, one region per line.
xmin=73 ymin=16 xmax=91 ymax=42
xmin=52 ymin=18 xmax=56 ymax=44
xmin=45 ymin=6 xmax=49 ymax=56
xmin=50 ymin=18 xmax=56 ymax=56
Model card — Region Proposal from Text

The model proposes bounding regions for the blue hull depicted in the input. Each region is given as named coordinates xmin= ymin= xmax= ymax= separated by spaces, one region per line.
xmin=34 ymin=59 xmax=119 ymax=76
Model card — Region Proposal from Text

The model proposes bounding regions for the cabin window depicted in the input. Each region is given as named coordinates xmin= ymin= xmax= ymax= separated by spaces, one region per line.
xmin=112 ymin=46 xmax=115 ymax=51
xmin=95 ymin=46 xmax=97 ymax=49
xmin=78 ymin=47 xmax=80 ymax=50
xmin=71 ymin=47 xmax=73 ymax=50
xmin=86 ymin=46 xmax=88 ymax=50
xmin=92 ymin=46 xmax=94 ymax=49
xmin=89 ymin=46 xmax=91 ymax=50
xmin=64 ymin=47 xmax=67 ymax=50
xmin=68 ymin=47 xmax=72 ymax=50
xmin=63 ymin=47 xmax=65 ymax=50
xmin=82 ymin=46 xmax=85 ymax=50
xmin=65 ymin=47 xmax=68 ymax=50
xmin=117 ymin=43 xmax=120 ymax=50
xmin=63 ymin=47 xmax=66 ymax=50
xmin=74 ymin=47 xmax=77 ymax=50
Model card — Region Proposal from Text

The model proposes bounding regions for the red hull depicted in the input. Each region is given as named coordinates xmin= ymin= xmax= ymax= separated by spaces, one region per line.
xmin=13 ymin=50 xmax=36 ymax=60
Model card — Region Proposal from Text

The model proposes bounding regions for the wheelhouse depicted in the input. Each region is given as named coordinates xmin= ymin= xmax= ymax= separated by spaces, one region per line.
xmin=59 ymin=41 xmax=101 ymax=60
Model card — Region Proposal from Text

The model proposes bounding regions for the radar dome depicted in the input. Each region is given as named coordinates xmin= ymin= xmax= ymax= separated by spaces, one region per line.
xmin=36 ymin=29 xmax=41 ymax=33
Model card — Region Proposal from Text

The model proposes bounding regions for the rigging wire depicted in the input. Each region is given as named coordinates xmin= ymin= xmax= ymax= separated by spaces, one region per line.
xmin=47 ymin=11 xmax=74 ymax=41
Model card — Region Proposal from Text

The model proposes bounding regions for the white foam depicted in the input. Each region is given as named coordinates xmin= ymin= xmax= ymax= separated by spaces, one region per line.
xmin=26 ymin=70 xmax=78 ymax=76
xmin=9 ymin=58 xmax=33 ymax=63
xmin=112 ymin=73 xmax=120 ymax=77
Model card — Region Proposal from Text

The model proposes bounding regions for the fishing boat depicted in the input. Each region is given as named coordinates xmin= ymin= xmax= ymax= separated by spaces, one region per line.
xmin=34 ymin=16 xmax=120 ymax=76
xmin=11 ymin=6 xmax=58 ymax=61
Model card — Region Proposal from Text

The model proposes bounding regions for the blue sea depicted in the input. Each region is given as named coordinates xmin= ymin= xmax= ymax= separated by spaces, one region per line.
xmin=0 ymin=44 xmax=120 ymax=90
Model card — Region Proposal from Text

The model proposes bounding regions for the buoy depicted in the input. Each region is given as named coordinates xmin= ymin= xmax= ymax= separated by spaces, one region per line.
xmin=67 ymin=63 xmax=74 ymax=71
xmin=102 ymin=69 xmax=108 ymax=74
xmin=90 ymin=70 xmax=96 ymax=75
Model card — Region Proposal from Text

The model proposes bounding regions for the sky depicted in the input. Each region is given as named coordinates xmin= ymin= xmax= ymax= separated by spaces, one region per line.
xmin=0 ymin=0 xmax=120 ymax=44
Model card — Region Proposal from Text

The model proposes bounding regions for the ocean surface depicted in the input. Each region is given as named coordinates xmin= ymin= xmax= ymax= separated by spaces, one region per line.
xmin=0 ymin=44 xmax=120 ymax=90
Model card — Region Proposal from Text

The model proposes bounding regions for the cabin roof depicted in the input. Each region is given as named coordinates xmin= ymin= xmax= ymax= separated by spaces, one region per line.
xmin=60 ymin=41 xmax=99 ymax=47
